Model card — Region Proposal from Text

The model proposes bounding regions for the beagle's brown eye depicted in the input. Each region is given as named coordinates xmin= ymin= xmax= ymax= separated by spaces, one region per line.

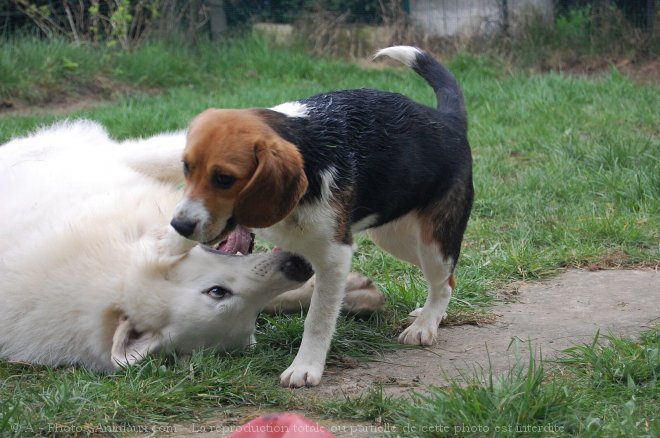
xmin=211 ymin=171 xmax=236 ymax=189
xmin=182 ymin=161 xmax=190 ymax=178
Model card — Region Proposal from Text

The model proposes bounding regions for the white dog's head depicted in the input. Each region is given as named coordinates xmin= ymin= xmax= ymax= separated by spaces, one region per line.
xmin=110 ymin=229 xmax=313 ymax=369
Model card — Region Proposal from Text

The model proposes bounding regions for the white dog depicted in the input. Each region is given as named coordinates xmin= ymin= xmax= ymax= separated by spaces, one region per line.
xmin=0 ymin=121 xmax=383 ymax=373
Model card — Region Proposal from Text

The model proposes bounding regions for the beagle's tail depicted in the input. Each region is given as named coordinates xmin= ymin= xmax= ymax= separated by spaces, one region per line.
xmin=373 ymin=46 xmax=466 ymax=121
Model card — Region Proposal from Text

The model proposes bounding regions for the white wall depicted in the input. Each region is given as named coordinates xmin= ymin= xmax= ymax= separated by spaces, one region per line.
xmin=410 ymin=0 xmax=553 ymax=37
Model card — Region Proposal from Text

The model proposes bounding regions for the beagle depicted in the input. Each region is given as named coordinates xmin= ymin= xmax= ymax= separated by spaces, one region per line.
xmin=171 ymin=46 xmax=474 ymax=387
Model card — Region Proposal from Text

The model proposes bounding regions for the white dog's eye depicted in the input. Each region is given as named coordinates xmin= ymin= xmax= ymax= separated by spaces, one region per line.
xmin=204 ymin=286 xmax=232 ymax=300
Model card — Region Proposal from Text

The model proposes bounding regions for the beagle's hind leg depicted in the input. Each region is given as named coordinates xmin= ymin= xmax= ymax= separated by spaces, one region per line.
xmin=368 ymin=212 xmax=455 ymax=346
xmin=398 ymin=238 xmax=455 ymax=345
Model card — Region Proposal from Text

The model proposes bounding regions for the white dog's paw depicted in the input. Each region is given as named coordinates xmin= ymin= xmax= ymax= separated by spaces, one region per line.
xmin=345 ymin=272 xmax=374 ymax=291
xmin=280 ymin=362 xmax=324 ymax=388
xmin=398 ymin=316 xmax=440 ymax=346
xmin=342 ymin=273 xmax=385 ymax=315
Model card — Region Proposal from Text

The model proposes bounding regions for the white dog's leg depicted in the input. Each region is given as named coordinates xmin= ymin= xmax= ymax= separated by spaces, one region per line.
xmin=120 ymin=132 xmax=186 ymax=185
xmin=340 ymin=272 xmax=385 ymax=315
xmin=280 ymin=242 xmax=352 ymax=387
xmin=263 ymin=277 xmax=315 ymax=314
xmin=263 ymin=272 xmax=384 ymax=315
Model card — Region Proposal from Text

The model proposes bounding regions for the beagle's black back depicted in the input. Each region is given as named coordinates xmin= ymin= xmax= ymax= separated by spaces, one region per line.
xmin=260 ymin=49 xmax=473 ymax=260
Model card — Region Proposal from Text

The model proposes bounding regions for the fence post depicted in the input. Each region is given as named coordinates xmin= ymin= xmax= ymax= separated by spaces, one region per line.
xmin=501 ymin=0 xmax=510 ymax=37
xmin=646 ymin=0 xmax=655 ymax=57
xmin=205 ymin=0 xmax=227 ymax=40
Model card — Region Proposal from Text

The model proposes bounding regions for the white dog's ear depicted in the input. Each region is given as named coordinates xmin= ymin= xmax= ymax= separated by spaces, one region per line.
xmin=111 ymin=316 xmax=163 ymax=369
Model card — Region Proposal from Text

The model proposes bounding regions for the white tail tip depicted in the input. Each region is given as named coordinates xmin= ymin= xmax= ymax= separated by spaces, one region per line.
xmin=373 ymin=45 xmax=422 ymax=67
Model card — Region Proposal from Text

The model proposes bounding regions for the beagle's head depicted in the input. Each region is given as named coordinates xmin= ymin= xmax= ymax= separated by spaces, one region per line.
xmin=171 ymin=109 xmax=308 ymax=245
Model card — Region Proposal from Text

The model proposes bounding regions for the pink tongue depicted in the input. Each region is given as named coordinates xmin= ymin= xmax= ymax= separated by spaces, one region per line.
xmin=217 ymin=226 xmax=253 ymax=255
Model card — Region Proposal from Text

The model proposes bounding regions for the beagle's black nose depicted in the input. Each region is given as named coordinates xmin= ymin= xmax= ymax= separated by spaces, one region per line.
xmin=170 ymin=218 xmax=197 ymax=237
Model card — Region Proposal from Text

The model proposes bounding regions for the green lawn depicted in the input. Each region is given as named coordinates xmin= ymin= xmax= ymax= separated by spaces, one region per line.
xmin=0 ymin=37 xmax=658 ymax=436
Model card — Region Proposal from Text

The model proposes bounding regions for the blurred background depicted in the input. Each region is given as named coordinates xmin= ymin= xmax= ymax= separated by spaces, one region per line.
xmin=1 ymin=1 xmax=657 ymax=68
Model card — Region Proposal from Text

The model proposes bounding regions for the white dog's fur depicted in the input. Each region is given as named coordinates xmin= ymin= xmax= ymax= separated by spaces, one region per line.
xmin=0 ymin=121 xmax=314 ymax=372
xmin=0 ymin=121 xmax=383 ymax=373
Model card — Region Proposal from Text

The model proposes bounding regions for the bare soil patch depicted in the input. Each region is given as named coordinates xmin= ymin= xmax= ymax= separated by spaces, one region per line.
xmin=0 ymin=76 xmax=158 ymax=119
xmin=0 ymin=96 xmax=107 ymax=119
xmin=315 ymin=269 xmax=659 ymax=398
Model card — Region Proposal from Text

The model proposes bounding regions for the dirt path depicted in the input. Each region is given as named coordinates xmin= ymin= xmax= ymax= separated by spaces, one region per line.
xmin=317 ymin=269 xmax=659 ymax=398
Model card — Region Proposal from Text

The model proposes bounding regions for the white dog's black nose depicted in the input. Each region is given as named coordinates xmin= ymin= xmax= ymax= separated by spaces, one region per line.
xmin=170 ymin=218 xmax=197 ymax=237
xmin=280 ymin=254 xmax=314 ymax=282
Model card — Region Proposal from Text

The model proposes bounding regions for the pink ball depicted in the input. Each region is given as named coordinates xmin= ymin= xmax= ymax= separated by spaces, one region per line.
xmin=229 ymin=412 xmax=335 ymax=437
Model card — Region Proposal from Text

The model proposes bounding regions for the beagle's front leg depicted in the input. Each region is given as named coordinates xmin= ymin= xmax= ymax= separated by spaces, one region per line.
xmin=280 ymin=242 xmax=353 ymax=387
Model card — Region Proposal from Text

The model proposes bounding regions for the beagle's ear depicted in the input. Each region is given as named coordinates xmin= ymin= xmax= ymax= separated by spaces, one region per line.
xmin=111 ymin=315 xmax=163 ymax=369
xmin=234 ymin=137 xmax=308 ymax=228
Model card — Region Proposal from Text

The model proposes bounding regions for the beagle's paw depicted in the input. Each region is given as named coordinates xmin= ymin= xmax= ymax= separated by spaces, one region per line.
xmin=408 ymin=307 xmax=448 ymax=321
xmin=398 ymin=312 xmax=443 ymax=346
xmin=280 ymin=361 xmax=324 ymax=388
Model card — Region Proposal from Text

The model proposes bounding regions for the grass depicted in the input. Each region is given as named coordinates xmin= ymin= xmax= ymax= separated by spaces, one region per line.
xmin=0 ymin=36 xmax=658 ymax=435
xmin=1 ymin=349 xmax=296 ymax=434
